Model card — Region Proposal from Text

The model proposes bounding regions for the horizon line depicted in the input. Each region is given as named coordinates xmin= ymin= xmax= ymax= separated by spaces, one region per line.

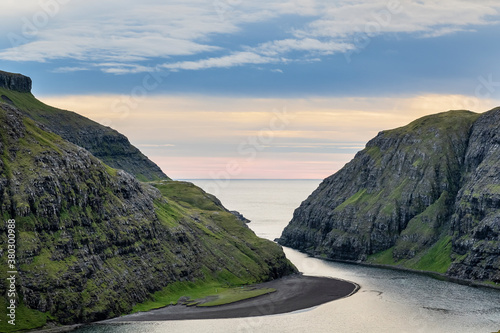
xmin=176 ymin=178 xmax=324 ymax=181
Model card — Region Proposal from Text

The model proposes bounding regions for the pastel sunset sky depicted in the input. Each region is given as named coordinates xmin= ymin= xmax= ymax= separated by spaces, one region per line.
xmin=2 ymin=0 xmax=500 ymax=179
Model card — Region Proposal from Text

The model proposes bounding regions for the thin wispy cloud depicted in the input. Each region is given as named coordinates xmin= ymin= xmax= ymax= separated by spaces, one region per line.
xmin=418 ymin=27 xmax=475 ymax=38
xmin=253 ymin=38 xmax=354 ymax=56
xmin=51 ymin=66 xmax=90 ymax=73
xmin=296 ymin=0 xmax=499 ymax=38
xmin=162 ymin=52 xmax=277 ymax=71
xmin=1 ymin=0 xmax=499 ymax=74
xmin=98 ymin=63 xmax=155 ymax=75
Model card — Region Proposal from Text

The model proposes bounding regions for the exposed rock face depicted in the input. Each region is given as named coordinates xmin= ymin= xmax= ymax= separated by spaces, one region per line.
xmin=0 ymin=70 xmax=32 ymax=93
xmin=230 ymin=210 xmax=251 ymax=223
xmin=448 ymin=108 xmax=500 ymax=281
xmin=279 ymin=109 xmax=500 ymax=283
xmin=0 ymin=75 xmax=296 ymax=329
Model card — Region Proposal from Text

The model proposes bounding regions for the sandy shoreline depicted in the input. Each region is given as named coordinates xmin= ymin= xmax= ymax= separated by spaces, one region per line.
xmin=100 ymin=274 xmax=359 ymax=322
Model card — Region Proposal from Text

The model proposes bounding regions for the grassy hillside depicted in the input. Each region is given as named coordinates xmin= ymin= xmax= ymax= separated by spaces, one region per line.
xmin=0 ymin=95 xmax=296 ymax=332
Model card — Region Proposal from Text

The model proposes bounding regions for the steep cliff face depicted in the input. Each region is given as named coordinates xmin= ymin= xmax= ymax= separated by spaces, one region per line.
xmin=0 ymin=71 xmax=32 ymax=93
xmin=0 ymin=77 xmax=296 ymax=330
xmin=279 ymin=109 xmax=500 ymax=283
xmin=448 ymin=108 xmax=500 ymax=281
xmin=0 ymin=71 xmax=167 ymax=181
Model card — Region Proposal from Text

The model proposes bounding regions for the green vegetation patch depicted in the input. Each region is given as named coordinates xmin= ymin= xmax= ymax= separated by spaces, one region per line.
xmin=0 ymin=298 xmax=49 ymax=332
xmin=388 ymin=110 xmax=480 ymax=139
xmin=402 ymin=192 xmax=448 ymax=235
xmin=367 ymin=247 xmax=397 ymax=265
xmin=22 ymin=117 xmax=63 ymax=154
xmin=103 ymin=163 xmax=118 ymax=177
xmin=0 ymin=88 xmax=58 ymax=115
xmin=197 ymin=287 xmax=276 ymax=307
xmin=131 ymin=279 xmax=226 ymax=313
xmin=335 ymin=189 xmax=367 ymax=211
xmin=483 ymin=281 xmax=500 ymax=287
xmin=393 ymin=191 xmax=450 ymax=259
xmin=364 ymin=145 xmax=382 ymax=166
xmin=20 ymin=248 xmax=77 ymax=280
xmin=154 ymin=200 xmax=182 ymax=228
xmin=484 ymin=184 xmax=500 ymax=194
xmin=406 ymin=236 xmax=453 ymax=273
xmin=369 ymin=236 xmax=453 ymax=274
xmin=152 ymin=181 xmax=223 ymax=211
xmin=131 ymin=278 xmax=275 ymax=313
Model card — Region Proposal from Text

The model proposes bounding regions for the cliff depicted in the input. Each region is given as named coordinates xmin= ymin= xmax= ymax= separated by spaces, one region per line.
xmin=0 ymin=71 xmax=32 ymax=93
xmin=0 ymin=72 xmax=296 ymax=331
xmin=448 ymin=108 xmax=500 ymax=281
xmin=0 ymin=71 xmax=167 ymax=181
xmin=279 ymin=109 xmax=500 ymax=284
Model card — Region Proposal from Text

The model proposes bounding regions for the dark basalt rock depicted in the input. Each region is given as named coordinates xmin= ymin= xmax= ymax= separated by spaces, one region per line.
xmin=230 ymin=210 xmax=251 ymax=223
xmin=0 ymin=70 xmax=32 ymax=93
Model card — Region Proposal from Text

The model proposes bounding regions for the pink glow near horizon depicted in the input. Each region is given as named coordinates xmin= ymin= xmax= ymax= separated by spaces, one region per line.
xmin=151 ymin=155 xmax=353 ymax=180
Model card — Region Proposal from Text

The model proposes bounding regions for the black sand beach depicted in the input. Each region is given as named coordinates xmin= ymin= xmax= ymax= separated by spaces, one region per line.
xmin=102 ymin=275 xmax=359 ymax=322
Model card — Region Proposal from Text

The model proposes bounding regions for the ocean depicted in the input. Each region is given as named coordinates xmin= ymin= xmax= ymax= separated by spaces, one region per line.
xmin=72 ymin=180 xmax=500 ymax=333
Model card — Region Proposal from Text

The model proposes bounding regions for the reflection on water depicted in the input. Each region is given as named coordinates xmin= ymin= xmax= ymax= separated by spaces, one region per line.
xmin=284 ymin=247 xmax=500 ymax=333
xmin=72 ymin=180 xmax=500 ymax=333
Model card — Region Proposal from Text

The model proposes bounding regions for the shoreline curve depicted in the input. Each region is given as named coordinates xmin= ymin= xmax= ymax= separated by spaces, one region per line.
xmin=101 ymin=274 xmax=359 ymax=322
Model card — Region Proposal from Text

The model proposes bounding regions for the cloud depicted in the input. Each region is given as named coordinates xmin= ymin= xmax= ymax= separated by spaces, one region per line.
xmin=51 ymin=66 xmax=89 ymax=73
xmin=0 ymin=1 xmax=230 ymax=63
xmin=297 ymin=0 xmax=500 ymax=39
xmin=159 ymin=38 xmax=353 ymax=72
xmin=1 ymin=0 xmax=499 ymax=74
xmin=0 ymin=30 xmax=220 ymax=63
xmin=254 ymin=38 xmax=354 ymax=56
xmin=162 ymin=51 xmax=277 ymax=71
xmin=97 ymin=63 xmax=155 ymax=75
xmin=418 ymin=27 xmax=474 ymax=38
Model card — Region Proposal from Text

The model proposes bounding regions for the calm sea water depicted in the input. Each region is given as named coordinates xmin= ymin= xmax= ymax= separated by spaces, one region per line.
xmin=74 ymin=180 xmax=500 ymax=333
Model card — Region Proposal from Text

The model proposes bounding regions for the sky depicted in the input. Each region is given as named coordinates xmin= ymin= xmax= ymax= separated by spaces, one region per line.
xmin=1 ymin=0 xmax=500 ymax=179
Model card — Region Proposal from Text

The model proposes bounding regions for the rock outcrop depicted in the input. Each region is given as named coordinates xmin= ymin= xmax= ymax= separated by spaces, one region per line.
xmin=448 ymin=108 xmax=500 ymax=281
xmin=0 ymin=70 xmax=32 ymax=93
xmin=279 ymin=109 xmax=500 ymax=283
xmin=0 ymin=72 xmax=296 ymax=330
